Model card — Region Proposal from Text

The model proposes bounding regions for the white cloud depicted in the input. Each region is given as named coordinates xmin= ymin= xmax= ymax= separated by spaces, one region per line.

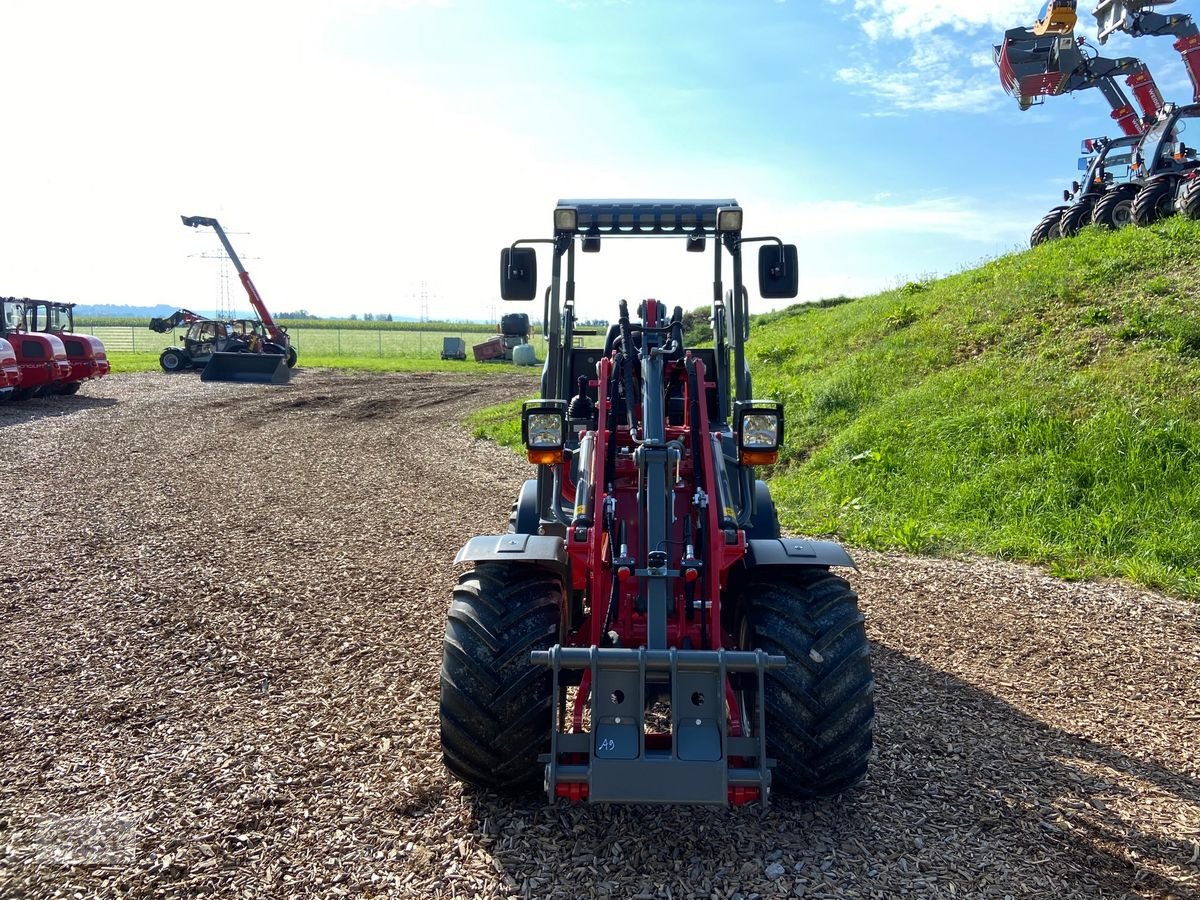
xmin=835 ymin=0 xmax=1035 ymax=40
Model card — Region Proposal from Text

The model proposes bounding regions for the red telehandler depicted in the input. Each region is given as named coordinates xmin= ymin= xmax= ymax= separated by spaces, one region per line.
xmin=179 ymin=215 xmax=296 ymax=383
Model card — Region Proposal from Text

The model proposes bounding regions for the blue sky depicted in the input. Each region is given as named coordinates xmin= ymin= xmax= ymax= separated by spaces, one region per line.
xmin=0 ymin=0 xmax=1194 ymax=320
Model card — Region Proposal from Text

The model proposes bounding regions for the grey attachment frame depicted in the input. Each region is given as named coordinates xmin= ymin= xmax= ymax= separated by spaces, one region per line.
xmin=532 ymin=646 xmax=786 ymax=806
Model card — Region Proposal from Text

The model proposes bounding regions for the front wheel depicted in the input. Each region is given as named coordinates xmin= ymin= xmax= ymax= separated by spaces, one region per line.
xmin=739 ymin=569 xmax=874 ymax=798
xmin=159 ymin=348 xmax=188 ymax=373
xmin=1030 ymin=207 xmax=1066 ymax=246
xmin=57 ymin=382 xmax=82 ymax=395
xmin=1059 ymin=199 xmax=1095 ymax=237
xmin=439 ymin=563 xmax=562 ymax=793
xmin=1092 ymin=186 xmax=1138 ymax=229
xmin=1131 ymin=179 xmax=1176 ymax=226
xmin=285 ymin=346 xmax=298 ymax=368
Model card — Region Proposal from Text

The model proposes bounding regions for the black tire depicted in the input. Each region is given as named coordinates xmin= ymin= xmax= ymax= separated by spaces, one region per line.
xmin=440 ymin=563 xmax=562 ymax=793
xmin=1092 ymin=185 xmax=1138 ymax=229
xmin=58 ymin=382 xmax=82 ymax=395
xmin=1131 ymin=179 xmax=1177 ymax=226
xmin=11 ymin=387 xmax=33 ymax=401
xmin=1178 ymin=177 xmax=1200 ymax=219
xmin=1030 ymin=207 xmax=1066 ymax=246
xmin=1059 ymin=200 xmax=1095 ymax=237
xmin=285 ymin=346 xmax=298 ymax=368
xmin=159 ymin=348 xmax=188 ymax=373
xmin=739 ymin=569 xmax=874 ymax=798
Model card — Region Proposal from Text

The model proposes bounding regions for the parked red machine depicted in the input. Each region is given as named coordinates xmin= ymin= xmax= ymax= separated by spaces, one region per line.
xmin=0 ymin=299 xmax=72 ymax=399
xmin=0 ymin=337 xmax=19 ymax=400
xmin=24 ymin=299 xmax=110 ymax=392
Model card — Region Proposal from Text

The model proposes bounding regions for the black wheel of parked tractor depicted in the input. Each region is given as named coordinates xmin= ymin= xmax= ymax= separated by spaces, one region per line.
xmin=1029 ymin=207 xmax=1065 ymax=246
xmin=440 ymin=563 xmax=562 ymax=793
xmin=159 ymin=348 xmax=188 ymax=373
xmin=739 ymin=568 xmax=874 ymax=798
xmin=58 ymin=382 xmax=82 ymax=395
xmin=1131 ymin=179 xmax=1177 ymax=226
xmin=1059 ymin=200 xmax=1095 ymax=237
xmin=1178 ymin=177 xmax=1200 ymax=219
xmin=285 ymin=346 xmax=298 ymax=368
xmin=1092 ymin=185 xmax=1138 ymax=229
xmin=11 ymin=387 xmax=33 ymax=401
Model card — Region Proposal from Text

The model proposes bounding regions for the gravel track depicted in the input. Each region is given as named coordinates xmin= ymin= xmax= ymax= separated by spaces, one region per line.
xmin=1 ymin=370 xmax=1197 ymax=900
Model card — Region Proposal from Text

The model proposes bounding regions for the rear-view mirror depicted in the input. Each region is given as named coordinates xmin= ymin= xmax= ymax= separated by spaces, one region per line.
xmin=758 ymin=244 xmax=799 ymax=299
xmin=500 ymin=247 xmax=537 ymax=301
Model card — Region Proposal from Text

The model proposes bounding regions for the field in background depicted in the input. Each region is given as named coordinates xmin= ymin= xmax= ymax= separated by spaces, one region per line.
xmin=80 ymin=319 xmax=606 ymax=360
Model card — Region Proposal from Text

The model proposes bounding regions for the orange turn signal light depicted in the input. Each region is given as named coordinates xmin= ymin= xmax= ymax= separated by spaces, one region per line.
xmin=527 ymin=449 xmax=564 ymax=465
xmin=741 ymin=449 xmax=778 ymax=466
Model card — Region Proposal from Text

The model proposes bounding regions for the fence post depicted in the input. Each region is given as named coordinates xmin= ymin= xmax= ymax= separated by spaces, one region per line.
xmin=338 ymin=328 xmax=341 ymax=355
xmin=378 ymin=329 xmax=382 ymax=357
xmin=131 ymin=326 xmax=136 ymax=351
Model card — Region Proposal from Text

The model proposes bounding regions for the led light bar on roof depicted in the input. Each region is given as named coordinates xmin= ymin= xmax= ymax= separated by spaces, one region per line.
xmin=553 ymin=199 xmax=741 ymax=235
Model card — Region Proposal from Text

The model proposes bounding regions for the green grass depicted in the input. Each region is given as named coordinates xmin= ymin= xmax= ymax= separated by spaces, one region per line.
xmin=474 ymin=219 xmax=1200 ymax=598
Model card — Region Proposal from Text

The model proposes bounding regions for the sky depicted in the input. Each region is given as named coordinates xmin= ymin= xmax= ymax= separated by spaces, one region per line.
xmin=0 ymin=0 xmax=1194 ymax=322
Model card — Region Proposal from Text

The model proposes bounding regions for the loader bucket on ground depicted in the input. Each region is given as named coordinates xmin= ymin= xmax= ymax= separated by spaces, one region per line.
xmin=200 ymin=352 xmax=290 ymax=384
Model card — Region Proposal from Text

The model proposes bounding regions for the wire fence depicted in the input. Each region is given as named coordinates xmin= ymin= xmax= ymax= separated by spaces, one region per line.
xmin=77 ymin=324 xmax=608 ymax=358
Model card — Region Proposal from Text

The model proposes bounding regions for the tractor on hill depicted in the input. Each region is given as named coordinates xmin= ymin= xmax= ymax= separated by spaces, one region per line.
xmin=440 ymin=200 xmax=874 ymax=806
xmin=1030 ymin=132 xmax=1141 ymax=243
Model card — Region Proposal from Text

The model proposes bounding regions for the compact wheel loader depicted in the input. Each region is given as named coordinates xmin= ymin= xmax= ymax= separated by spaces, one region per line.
xmin=440 ymin=200 xmax=875 ymax=806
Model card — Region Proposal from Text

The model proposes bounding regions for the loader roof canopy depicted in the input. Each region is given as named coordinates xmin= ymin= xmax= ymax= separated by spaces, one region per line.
xmin=554 ymin=199 xmax=740 ymax=236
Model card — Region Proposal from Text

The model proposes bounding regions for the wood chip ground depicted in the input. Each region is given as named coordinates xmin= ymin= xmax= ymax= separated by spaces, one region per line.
xmin=0 ymin=371 xmax=1197 ymax=899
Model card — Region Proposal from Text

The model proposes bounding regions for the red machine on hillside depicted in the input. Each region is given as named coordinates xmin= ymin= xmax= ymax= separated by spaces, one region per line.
xmin=995 ymin=2 xmax=1164 ymax=133
xmin=24 ymin=299 xmax=110 ymax=391
xmin=1096 ymin=0 xmax=1200 ymax=103
xmin=0 ymin=299 xmax=72 ymax=399
xmin=440 ymin=200 xmax=874 ymax=806
xmin=180 ymin=215 xmax=296 ymax=382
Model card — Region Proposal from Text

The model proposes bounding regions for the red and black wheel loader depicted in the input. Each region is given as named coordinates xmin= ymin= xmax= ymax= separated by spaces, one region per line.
xmin=0 ymin=337 xmax=19 ymax=400
xmin=23 ymin=299 xmax=110 ymax=393
xmin=1031 ymin=132 xmax=1141 ymax=244
xmin=0 ymin=298 xmax=72 ymax=400
xmin=440 ymin=200 xmax=875 ymax=806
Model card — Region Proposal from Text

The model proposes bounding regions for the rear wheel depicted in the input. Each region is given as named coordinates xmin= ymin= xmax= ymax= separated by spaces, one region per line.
xmin=1178 ymin=177 xmax=1200 ymax=218
xmin=58 ymin=382 xmax=82 ymax=395
xmin=1059 ymin=199 xmax=1095 ymax=237
xmin=1030 ymin=207 xmax=1066 ymax=246
xmin=739 ymin=569 xmax=874 ymax=798
xmin=440 ymin=563 xmax=562 ymax=793
xmin=1092 ymin=186 xmax=1138 ymax=229
xmin=159 ymin=348 xmax=188 ymax=373
xmin=285 ymin=346 xmax=298 ymax=368
xmin=1131 ymin=179 xmax=1176 ymax=226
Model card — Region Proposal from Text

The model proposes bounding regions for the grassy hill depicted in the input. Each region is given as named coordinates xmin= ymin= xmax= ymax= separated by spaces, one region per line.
xmin=751 ymin=218 xmax=1200 ymax=597
xmin=473 ymin=219 xmax=1200 ymax=597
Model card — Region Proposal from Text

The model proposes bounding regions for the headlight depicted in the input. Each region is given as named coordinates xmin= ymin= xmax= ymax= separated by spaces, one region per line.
xmin=521 ymin=400 xmax=567 ymax=464
xmin=554 ymin=207 xmax=578 ymax=232
xmin=736 ymin=401 xmax=783 ymax=465
xmin=716 ymin=206 xmax=743 ymax=232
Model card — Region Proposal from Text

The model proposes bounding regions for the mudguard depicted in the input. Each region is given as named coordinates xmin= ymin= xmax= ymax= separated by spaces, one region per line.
xmin=511 ymin=479 xmax=540 ymax=534
xmin=746 ymin=538 xmax=858 ymax=571
xmin=454 ymin=533 xmax=568 ymax=576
